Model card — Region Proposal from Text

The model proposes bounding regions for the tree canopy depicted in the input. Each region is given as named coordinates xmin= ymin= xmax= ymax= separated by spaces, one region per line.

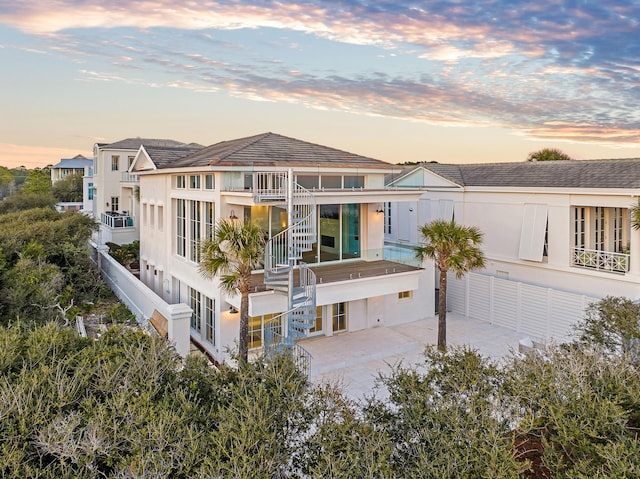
xmin=52 ymin=172 xmax=83 ymax=202
xmin=526 ymin=148 xmax=574 ymax=162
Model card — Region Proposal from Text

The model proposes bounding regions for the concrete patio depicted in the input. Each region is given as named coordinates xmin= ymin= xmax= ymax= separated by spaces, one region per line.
xmin=300 ymin=313 xmax=526 ymax=400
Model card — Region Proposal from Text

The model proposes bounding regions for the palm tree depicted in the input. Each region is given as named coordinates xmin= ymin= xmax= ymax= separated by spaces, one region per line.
xmin=631 ymin=199 xmax=640 ymax=231
xmin=199 ymin=219 xmax=266 ymax=363
xmin=416 ymin=220 xmax=486 ymax=351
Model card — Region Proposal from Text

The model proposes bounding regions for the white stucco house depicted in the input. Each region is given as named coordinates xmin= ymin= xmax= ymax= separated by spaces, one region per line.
xmin=50 ymin=154 xmax=93 ymax=212
xmin=386 ymin=159 xmax=640 ymax=344
xmin=92 ymin=138 xmax=202 ymax=244
xmin=129 ymin=132 xmax=431 ymax=364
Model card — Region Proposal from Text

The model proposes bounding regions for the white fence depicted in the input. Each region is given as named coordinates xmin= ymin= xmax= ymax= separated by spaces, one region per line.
xmin=90 ymin=242 xmax=192 ymax=356
xmin=447 ymin=272 xmax=597 ymax=345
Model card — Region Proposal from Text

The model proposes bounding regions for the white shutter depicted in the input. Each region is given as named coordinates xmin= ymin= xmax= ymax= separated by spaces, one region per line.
xmin=438 ymin=200 xmax=454 ymax=221
xmin=519 ymin=204 xmax=548 ymax=261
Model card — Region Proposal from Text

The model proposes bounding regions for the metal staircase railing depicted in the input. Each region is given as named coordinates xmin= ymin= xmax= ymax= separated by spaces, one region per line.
xmin=260 ymin=171 xmax=316 ymax=374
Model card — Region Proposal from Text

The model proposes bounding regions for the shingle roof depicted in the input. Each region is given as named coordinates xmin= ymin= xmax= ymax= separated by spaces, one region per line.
xmin=101 ymin=138 xmax=192 ymax=150
xmin=419 ymin=159 xmax=640 ymax=189
xmin=51 ymin=157 xmax=92 ymax=169
xmin=167 ymin=132 xmax=394 ymax=169
xmin=142 ymin=145 xmax=205 ymax=169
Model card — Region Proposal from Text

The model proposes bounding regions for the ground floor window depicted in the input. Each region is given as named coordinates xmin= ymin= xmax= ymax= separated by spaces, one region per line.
xmin=398 ymin=290 xmax=413 ymax=300
xmin=205 ymin=297 xmax=215 ymax=345
xmin=332 ymin=302 xmax=347 ymax=332
xmin=190 ymin=288 xmax=202 ymax=333
xmin=248 ymin=312 xmax=282 ymax=349
xmin=309 ymin=306 xmax=323 ymax=334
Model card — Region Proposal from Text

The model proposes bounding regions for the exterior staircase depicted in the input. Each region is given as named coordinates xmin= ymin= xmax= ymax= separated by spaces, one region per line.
xmin=256 ymin=171 xmax=316 ymax=375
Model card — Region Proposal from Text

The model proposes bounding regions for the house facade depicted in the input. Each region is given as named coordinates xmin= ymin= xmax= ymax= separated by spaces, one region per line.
xmin=92 ymin=138 xmax=201 ymax=244
xmin=131 ymin=132 xmax=431 ymax=364
xmin=50 ymin=155 xmax=94 ymax=212
xmin=386 ymin=160 xmax=640 ymax=343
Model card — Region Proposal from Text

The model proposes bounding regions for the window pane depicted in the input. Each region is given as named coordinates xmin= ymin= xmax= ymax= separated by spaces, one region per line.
xmin=341 ymin=203 xmax=360 ymax=260
xmin=321 ymin=176 xmax=341 ymax=189
xmin=344 ymin=175 xmax=364 ymax=188
xmin=205 ymin=174 xmax=214 ymax=190
xmin=297 ymin=175 xmax=319 ymax=189
xmin=319 ymin=204 xmax=340 ymax=262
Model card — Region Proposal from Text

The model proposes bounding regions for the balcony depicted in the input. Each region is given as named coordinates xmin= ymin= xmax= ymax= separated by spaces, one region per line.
xmin=101 ymin=212 xmax=134 ymax=229
xmin=121 ymin=172 xmax=139 ymax=183
xmin=572 ymin=247 xmax=629 ymax=274
xmin=250 ymin=246 xmax=422 ymax=293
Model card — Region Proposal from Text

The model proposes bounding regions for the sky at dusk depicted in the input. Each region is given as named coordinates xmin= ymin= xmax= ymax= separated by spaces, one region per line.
xmin=1 ymin=1 xmax=639 ymax=168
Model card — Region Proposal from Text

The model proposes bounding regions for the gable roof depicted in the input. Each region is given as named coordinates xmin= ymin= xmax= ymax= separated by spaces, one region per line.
xmin=165 ymin=132 xmax=394 ymax=169
xmin=418 ymin=158 xmax=640 ymax=189
xmin=137 ymin=145 xmax=205 ymax=170
xmin=99 ymin=138 xmax=194 ymax=150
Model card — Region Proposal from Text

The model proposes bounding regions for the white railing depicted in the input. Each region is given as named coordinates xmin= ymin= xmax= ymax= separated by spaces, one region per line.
xmin=121 ymin=172 xmax=139 ymax=183
xmin=572 ymin=247 xmax=629 ymax=273
xmin=252 ymin=172 xmax=287 ymax=201
xmin=101 ymin=212 xmax=134 ymax=228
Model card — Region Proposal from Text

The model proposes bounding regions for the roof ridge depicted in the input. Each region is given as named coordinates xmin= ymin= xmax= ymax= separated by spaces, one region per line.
xmin=215 ymin=132 xmax=272 ymax=162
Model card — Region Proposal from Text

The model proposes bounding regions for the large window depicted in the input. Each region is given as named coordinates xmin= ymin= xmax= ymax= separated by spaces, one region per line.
xmin=190 ymin=288 xmax=202 ymax=333
xmin=317 ymin=204 xmax=360 ymax=263
xmin=205 ymin=297 xmax=215 ymax=345
xmin=189 ymin=200 xmax=201 ymax=262
xmin=248 ymin=312 xmax=282 ymax=349
xmin=110 ymin=196 xmax=119 ymax=212
xmin=176 ymin=199 xmax=186 ymax=257
xmin=332 ymin=302 xmax=347 ymax=332
xmin=205 ymin=202 xmax=215 ymax=240
xmin=88 ymin=182 xmax=94 ymax=200
xmin=384 ymin=202 xmax=391 ymax=234
xmin=309 ymin=306 xmax=323 ymax=334
xmin=573 ymin=206 xmax=628 ymax=252
xmin=177 ymin=200 xmax=214 ymax=260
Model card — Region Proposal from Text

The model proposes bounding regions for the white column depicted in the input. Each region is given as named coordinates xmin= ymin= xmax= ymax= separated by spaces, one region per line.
xmin=167 ymin=303 xmax=193 ymax=358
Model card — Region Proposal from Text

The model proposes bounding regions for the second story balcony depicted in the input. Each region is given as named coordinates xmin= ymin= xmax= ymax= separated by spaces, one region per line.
xmin=121 ymin=172 xmax=139 ymax=183
xmin=572 ymin=247 xmax=629 ymax=274
xmin=101 ymin=211 xmax=134 ymax=229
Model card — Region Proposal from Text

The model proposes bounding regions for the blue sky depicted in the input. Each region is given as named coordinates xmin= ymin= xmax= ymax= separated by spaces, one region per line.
xmin=1 ymin=0 xmax=639 ymax=168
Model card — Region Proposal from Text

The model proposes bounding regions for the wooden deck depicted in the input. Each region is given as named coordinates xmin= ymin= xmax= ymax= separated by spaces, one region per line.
xmin=250 ymin=260 xmax=422 ymax=292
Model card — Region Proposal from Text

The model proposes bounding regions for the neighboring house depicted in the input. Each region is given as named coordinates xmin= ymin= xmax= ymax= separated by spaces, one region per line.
xmin=387 ymin=159 xmax=640 ymax=344
xmin=131 ymin=132 xmax=431 ymax=364
xmin=50 ymin=154 xmax=93 ymax=212
xmin=92 ymin=138 xmax=202 ymax=244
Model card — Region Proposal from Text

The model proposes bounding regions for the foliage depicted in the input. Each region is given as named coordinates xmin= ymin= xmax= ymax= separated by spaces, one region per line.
xmin=0 ymin=191 xmax=57 ymax=213
xmin=199 ymin=219 xmax=266 ymax=362
xmin=0 ymin=208 xmax=101 ymax=325
xmin=366 ymin=347 xmax=524 ymax=478
xmin=503 ymin=345 xmax=640 ymax=477
xmin=106 ymin=240 xmax=140 ymax=269
xmin=631 ymin=198 xmax=640 ymax=231
xmin=21 ymin=167 xmax=52 ymax=194
xmin=415 ymin=219 xmax=485 ymax=350
xmin=574 ymin=296 xmax=640 ymax=358
xmin=0 ymin=324 xmax=315 ymax=478
xmin=0 ymin=257 xmax=65 ymax=323
xmin=52 ymin=172 xmax=83 ymax=202
xmin=526 ymin=148 xmax=574 ymax=162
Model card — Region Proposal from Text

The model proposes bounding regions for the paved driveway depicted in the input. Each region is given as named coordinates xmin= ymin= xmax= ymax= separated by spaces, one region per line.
xmin=300 ymin=313 xmax=525 ymax=400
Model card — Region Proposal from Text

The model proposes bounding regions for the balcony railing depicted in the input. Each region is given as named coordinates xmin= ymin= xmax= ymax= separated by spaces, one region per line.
xmin=121 ymin=172 xmax=139 ymax=183
xmin=572 ymin=247 xmax=629 ymax=273
xmin=101 ymin=212 xmax=134 ymax=229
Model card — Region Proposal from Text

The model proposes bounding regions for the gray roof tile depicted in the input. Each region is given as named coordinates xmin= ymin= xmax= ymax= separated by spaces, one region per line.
xmin=167 ymin=132 xmax=394 ymax=169
xmin=420 ymin=159 xmax=640 ymax=189
xmin=142 ymin=145 xmax=205 ymax=169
